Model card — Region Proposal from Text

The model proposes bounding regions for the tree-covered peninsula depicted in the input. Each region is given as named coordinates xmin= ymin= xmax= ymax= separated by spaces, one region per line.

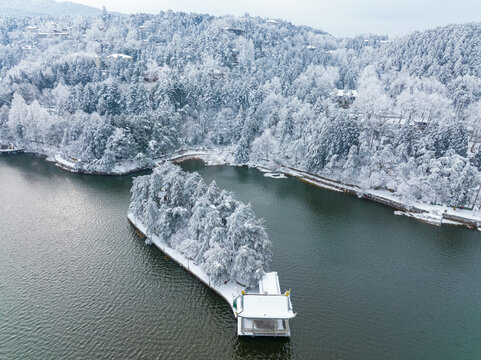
xmin=129 ymin=162 xmax=272 ymax=287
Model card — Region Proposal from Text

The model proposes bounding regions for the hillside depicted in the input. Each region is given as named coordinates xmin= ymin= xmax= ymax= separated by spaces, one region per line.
xmin=0 ymin=0 xmax=103 ymax=17
xmin=0 ymin=12 xmax=479 ymax=208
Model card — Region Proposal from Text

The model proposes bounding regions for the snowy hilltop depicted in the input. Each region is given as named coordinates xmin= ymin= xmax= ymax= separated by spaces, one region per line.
xmin=129 ymin=162 xmax=272 ymax=287
xmin=0 ymin=0 xmax=103 ymax=17
xmin=0 ymin=11 xmax=480 ymax=209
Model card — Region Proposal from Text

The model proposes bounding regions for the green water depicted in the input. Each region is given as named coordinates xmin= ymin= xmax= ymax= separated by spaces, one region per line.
xmin=0 ymin=155 xmax=480 ymax=359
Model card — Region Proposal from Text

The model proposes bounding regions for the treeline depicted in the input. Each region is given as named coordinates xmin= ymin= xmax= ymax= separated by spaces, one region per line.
xmin=129 ymin=162 xmax=272 ymax=287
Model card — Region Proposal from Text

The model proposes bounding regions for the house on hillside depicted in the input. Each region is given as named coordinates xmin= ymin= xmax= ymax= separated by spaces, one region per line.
xmin=266 ymin=19 xmax=279 ymax=26
xmin=107 ymin=53 xmax=134 ymax=62
xmin=144 ymin=67 xmax=163 ymax=83
xmin=379 ymin=113 xmax=429 ymax=131
xmin=334 ymin=89 xmax=357 ymax=108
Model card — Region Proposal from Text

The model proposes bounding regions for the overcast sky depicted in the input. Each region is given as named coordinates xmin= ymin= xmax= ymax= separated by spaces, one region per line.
xmin=62 ymin=0 xmax=481 ymax=37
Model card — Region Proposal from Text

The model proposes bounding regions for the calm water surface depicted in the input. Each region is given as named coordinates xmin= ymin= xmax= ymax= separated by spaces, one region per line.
xmin=0 ymin=155 xmax=480 ymax=359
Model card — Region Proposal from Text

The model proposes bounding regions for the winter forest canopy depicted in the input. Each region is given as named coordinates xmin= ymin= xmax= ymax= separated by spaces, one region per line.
xmin=129 ymin=162 xmax=271 ymax=287
xmin=0 ymin=10 xmax=481 ymax=206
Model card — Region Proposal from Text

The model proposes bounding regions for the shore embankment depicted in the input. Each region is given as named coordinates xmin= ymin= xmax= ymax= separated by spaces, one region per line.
xmin=271 ymin=164 xmax=481 ymax=230
xmin=127 ymin=213 xmax=245 ymax=314
xmin=53 ymin=149 xmax=211 ymax=175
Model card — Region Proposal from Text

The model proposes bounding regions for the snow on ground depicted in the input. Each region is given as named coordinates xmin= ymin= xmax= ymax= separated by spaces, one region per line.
xmin=53 ymin=147 xmax=233 ymax=175
xmin=394 ymin=210 xmax=442 ymax=226
xmin=54 ymin=154 xmax=78 ymax=172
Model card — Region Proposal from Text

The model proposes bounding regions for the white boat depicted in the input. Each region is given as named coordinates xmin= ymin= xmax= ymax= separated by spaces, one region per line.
xmin=264 ymin=172 xmax=287 ymax=179
xmin=234 ymin=272 xmax=295 ymax=337
xmin=0 ymin=144 xmax=24 ymax=154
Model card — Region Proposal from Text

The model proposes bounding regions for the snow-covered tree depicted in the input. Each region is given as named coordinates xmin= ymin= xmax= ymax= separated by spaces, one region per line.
xmin=0 ymin=12 xmax=479 ymax=206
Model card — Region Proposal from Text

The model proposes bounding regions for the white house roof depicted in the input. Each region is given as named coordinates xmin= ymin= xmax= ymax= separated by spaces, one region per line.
xmin=336 ymin=89 xmax=358 ymax=97
xmin=107 ymin=53 xmax=133 ymax=60
xmin=240 ymin=294 xmax=295 ymax=319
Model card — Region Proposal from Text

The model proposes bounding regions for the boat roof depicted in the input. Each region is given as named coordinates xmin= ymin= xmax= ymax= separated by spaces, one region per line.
xmin=240 ymin=294 xmax=295 ymax=319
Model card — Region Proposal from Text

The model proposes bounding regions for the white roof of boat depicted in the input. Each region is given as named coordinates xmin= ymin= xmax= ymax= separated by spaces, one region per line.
xmin=259 ymin=271 xmax=281 ymax=295
xmin=240 ymin=294 xmax=295 ymax=319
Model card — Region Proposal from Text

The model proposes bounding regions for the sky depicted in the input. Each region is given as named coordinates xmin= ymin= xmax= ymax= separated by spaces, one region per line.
xmin=61 ymin=0 xmax=481 ymax=37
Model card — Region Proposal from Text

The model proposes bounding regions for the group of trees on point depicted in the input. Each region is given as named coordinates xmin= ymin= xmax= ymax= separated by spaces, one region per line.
xmin=129 ymin=162 xmax=272 ymax=287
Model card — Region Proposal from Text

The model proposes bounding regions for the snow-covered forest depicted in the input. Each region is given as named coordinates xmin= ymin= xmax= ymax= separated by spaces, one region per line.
xmin=129 ymin=162 xmax=271 ymax=287
xmin=0 ymin=10 xmax=480 ymax=206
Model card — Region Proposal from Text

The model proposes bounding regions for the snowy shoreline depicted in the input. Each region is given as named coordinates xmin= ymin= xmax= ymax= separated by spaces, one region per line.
xmin=6 ymin=148 xmax=481 ymax=230
xmin=171 ymin=151 xmax=481 ymax=230
xmin=176 ymin=150 xmax=481 ymax=231
xmin=51 ymin=149 xmax=214 ymax=175
xmin=127 ymin=212 xmax=247 ymax=314
xmin=273 ymin=164 xmax=481 ymax=230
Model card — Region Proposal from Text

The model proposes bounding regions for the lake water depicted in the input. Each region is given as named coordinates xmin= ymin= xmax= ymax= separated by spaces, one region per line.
xmin=1 ymin=154 xmax=480 ymax=359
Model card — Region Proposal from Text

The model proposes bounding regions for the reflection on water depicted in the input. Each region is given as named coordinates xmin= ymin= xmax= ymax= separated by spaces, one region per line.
xmin=0 ymin=155 xmax=480 ymax=360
